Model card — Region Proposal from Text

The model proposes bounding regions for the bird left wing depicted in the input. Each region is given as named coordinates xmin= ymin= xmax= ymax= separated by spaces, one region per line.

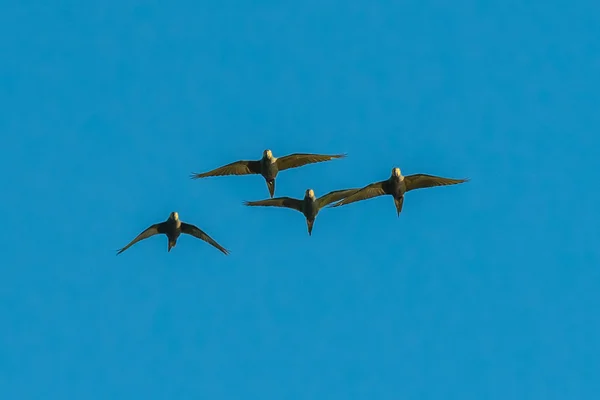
xmin=243 ymin=197 xmax=303 ymax=212
xmin=404 ymin=174 xmax=469 ymax=192
xmin=275 ymin=153 xmax=346 ymax=171
xmin=180 ymin=223 xmax=229 ymax=255
xmin=316 ymin=188 xmax=360 ymax=208
xmin=116 ymin=223 xmax=164 ymax=255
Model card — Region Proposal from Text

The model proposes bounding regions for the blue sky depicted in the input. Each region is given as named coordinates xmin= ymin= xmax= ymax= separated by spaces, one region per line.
xmin=1 ymin=1 xmax=599 ymax=398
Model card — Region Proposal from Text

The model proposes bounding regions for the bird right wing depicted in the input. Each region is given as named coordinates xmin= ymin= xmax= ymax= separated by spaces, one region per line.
xmin=190 ymin=160 xmax=261 ymax=179
xmin=116 ymin=223 xmax=164 ymax=255
xmin=243 ymin=197 xmax=303 ymax=212
xmin=317 ymin=188 xmax=360 ymax=208
xmin=330 ymin=181 xmax=387 ymax=207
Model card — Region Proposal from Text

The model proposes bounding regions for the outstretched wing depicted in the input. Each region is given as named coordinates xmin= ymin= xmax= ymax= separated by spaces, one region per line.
xmin=316 ymin=188 xmax=360 ymax=208
xmin=243 ymin=197 xmax=303 ymax=212
xmin=116 ymin=223 xmax=165 ymax=255
xmin=190 ymin=160 xmax=261 ymax=179
xmin=404 ymin=174 xmax=469 ymax=192
xmin=275 ymin=153 xmax=346 ymax=171
xmin=330 ymin=181 xmax=387 ymax=208
xmin=180 ymin=222 xmax=229 ymax=255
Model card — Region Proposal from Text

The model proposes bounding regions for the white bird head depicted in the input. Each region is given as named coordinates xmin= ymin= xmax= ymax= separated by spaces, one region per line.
xmin=263 ymin=149 xmax=273 ymax=159
xmin=392 ymin=167 xmax=402 ymax=177
xmin=305 ymin=189 xmax=315 ymax=198
xmin=170 ymin=211 xmax=179 ymax=221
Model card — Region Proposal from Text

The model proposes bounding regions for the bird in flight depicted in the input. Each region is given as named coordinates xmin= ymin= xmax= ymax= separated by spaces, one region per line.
xmin=331 ymin=167 xmax=469 ymax=217
xmin=116 ymin=212 xmax=229 ymax=255
xmin=244 ymin=187 xmax=359 ymax=235
xmin=190 ymin=149 xmax=347 ymax=198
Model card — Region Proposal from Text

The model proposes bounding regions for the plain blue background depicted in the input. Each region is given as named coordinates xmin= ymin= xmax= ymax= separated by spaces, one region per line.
xmin=1 ymin=1 xmax=599 ymax=399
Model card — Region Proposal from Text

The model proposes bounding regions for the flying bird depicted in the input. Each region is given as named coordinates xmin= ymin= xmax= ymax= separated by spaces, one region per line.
xmin=190 ymin=149 xmax=346 ymax=198
xmin=116 ymin=212 xmax=229 ymax=255
xmin=331 ymin=167 xmax=469 ymax=217
xmin=244 ymin=188 xmax=359 ymax=235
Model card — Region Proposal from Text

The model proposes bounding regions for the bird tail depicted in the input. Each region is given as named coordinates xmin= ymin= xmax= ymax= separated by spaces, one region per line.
xmin=394 ymin=196 xmax=404 ymax=217
xmin=168 ymin=240 xmax=177 ymax=252
xmin=266 ymin=179 xmax=275 ymax=198
xmin=307 ymin=219 xmax=315 ymax=236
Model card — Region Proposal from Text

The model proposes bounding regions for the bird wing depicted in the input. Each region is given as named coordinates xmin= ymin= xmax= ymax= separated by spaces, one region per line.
xmin=190 ymin=160 xmax=261 ymax=179
xmin=330 ymin=181 xmax=387 ymax=207
xmin=404 ymin=174 xmax=469 ymax=192
xmin=180 ymin=222 xmax=229 ymax=255
xmin=116 ymin=223 xmax=164 ymax=255
xmin=243 ymin=197 xmax=303 ymax=212
xmin=316 ymin=188 xmax=360 ymax=208
xmin=275 ymin=153 xmax=346 ymax=171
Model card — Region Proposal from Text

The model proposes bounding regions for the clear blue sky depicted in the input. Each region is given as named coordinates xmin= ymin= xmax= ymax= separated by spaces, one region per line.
xmin=1 ymin=1 xmax=599 ymax=399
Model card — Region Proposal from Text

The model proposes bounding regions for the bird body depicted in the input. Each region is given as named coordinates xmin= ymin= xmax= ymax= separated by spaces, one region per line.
xmin=302 ymin=191 xmax=320 ymax=221
xmin=259 ymin=150 xmax=279 ymax=197
xmin=163 ymin=213 xmax=183 ymax=251
xmin=299 ymin=190 xmax=320 ymax=234
xmin=117 ymin=212 xmax=229 ymax=255
xmin=244 ymin=188 xmax=358 ymax=235
xmin=191 ymin=149 xmax=346 ymax=198
xmin=332 ymin=167 xmax=469 ymax=217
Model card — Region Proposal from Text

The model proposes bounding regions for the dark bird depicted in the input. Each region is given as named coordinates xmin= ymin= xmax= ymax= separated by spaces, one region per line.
xmin=244 ymin=188 xmax=358 ymax=235
xmin=116 ymin=212 xmax=229 ymax=255
xmin=331 ymin=167 xmax=469 ymax=217
xmin=190 ymin=149 xmax=346 ymax=198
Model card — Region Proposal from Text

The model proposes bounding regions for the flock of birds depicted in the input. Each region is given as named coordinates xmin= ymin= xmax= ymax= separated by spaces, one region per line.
xmin=117 ymin=149 xmax=469 ymax=255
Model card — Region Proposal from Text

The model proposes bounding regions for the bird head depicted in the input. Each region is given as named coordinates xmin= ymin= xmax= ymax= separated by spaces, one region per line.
xmin=305 ymin=189 xmax=315 ymax=198
xmin=392 ymin=167 xmax=402 ymax=177
xmin=263 ymin=149 xmax=273 ymax=159
xmin=170 ymin=211 xmax=179 ymax=221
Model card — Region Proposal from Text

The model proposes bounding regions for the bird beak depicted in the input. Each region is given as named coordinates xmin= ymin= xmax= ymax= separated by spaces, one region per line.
xmin=307 ymin=219 xmax=314 ymax=236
